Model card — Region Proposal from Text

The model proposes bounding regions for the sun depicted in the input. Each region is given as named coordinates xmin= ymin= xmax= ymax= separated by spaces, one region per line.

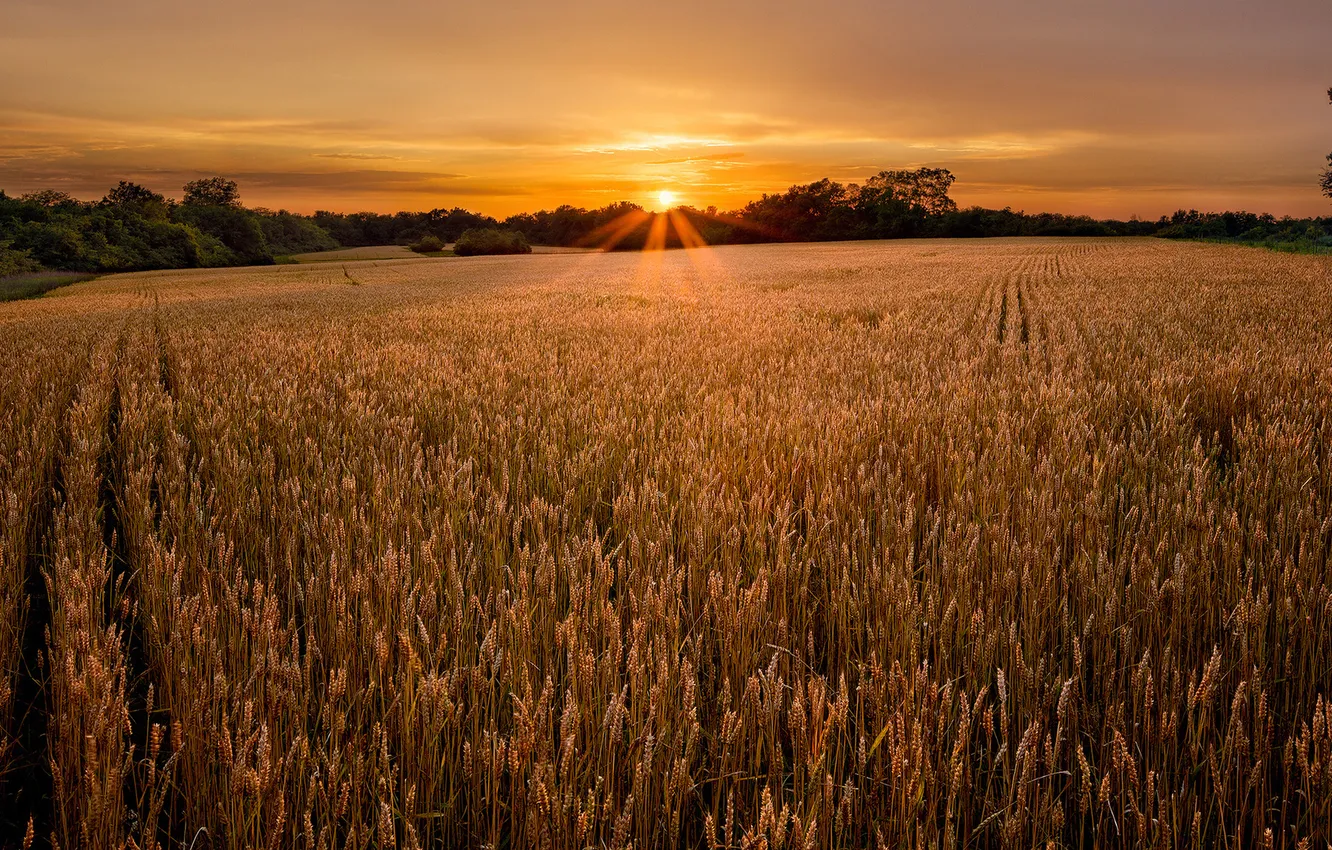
xmin=657 ymin=190 xmax=676 ymax=209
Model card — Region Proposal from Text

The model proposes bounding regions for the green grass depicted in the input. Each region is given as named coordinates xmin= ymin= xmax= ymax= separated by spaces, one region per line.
xmin=1258 ymin=239 xmax=1332 ymax=255
xmin=0 ymin=271 xmax=98 ymax=301
xmin=1175 ymin=236 xmax=1332 ymax=255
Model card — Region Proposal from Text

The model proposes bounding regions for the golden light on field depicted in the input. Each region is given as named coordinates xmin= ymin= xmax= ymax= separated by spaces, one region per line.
xmin=3 ymin=239 xmax=1332 ymax=846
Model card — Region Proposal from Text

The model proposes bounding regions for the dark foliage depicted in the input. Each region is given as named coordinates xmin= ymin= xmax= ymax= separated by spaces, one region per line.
xmin=174 ymin=203 xmax=272 ymax=266
xmin=18 ymin=189 xmax=78 ymax=209
xmin=502 ymin=202 xmax=646 ymax=247
xmin=453 ymin=228 xmax=531 ymax=256
xmin=103 ymin=181 xmax=170 ymax=216
xmin=4 ymin=166 xmax=1329 ymax=276
xmin=499 ymin=170 xmax=1165 ymax=248
xmin=1154 ymin=209 xmax=1332 ymax=251
xmin=182 ymin=176 xmax=242 ymax=208
xmin=0 ymin=179 xmax=268 ymax=272
xmin=0 ymin=245 xmax=42 ymax=277
xmin=254 ymin=209 xmax=338 ymax=255
xmin=410 ymin=234 xmax=445 ymax=253
xmin=313 ymin=207 xmax=499 ymax=247
xmin=1323 ymin=85 xmax=1331 ymax=200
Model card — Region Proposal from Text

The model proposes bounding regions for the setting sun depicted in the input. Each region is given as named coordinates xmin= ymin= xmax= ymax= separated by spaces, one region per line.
xmin=657 ymin=190 xmax=676 ymax=209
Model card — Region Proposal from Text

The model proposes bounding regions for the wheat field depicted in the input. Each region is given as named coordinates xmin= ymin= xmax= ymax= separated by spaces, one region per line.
xmin=1 ymin=238 xmax=1330 ymax=849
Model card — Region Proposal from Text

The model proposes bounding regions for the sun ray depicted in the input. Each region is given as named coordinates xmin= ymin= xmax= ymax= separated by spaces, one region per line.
xmin=644 ymin=212 xmax=669 ymax=252
xmin=668 ymin=208 xmax=732 ymax=289
xmin=667 ymin=209 xmax=708 ymax=250
xmin=577 ymin=209 xmax=652 ymax=251
xmin=633 ymin=212 xmax=671 ymax=290
xmin=694 ymin=208 xmax=787 ymax=242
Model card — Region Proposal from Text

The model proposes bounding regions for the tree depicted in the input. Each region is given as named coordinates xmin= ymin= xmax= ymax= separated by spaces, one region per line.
xmin=175 ymin=204 xmax=271 ymax=265
xmin=11 ymin=221 xmax=91 ymax=269
xmin=859 ymin=168 xmax=958 ymax=217
xmin=103 ymin=181 xmax=171 ymax=220
xmin=453 ymin=228 xmax=531 ymax=256
xmin=0 ymin=245 xmax=41 ymax=277
xmin=1323 ymin=88 xmax=1332 ymax=200
xmin=182 ymin=176 xmax=242 ymax=207
xmin=839 ymin=168 xmax=959 ymax=238
xmin=19 ymin=189 xmax=77 ymax=209
xmin=737 ymin=179 xmax=859 ymax=242
xmin=104 ymin=181 xmax=165 ymax=208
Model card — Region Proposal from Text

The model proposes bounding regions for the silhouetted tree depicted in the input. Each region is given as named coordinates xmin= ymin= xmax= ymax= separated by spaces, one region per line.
xmin=859 ymin=168 xmax=958 ymax=217
xmin=453 ymin=228 xmax=531 ymax=256
xmin=1323 ymin=88 xmax=1332 ymax=199
xmin=104 ymin=181 xmax=164 ymax=208
xmin=175 ymin=203 xmax=271 ymax=265
xmin=19 ymin=189 xmax=78 ymax=209
xmin=103 ymin=181 xmax=171 ymax=220
xmin=253 ymin=210 xmax=338 ymax=254
xmin=11 ymin=222 xmax=91 ymax=269
xmin=738 ymin=179 xmax=860 ymax=242
xmin=182 ymin=176 xmax=242 ymax=207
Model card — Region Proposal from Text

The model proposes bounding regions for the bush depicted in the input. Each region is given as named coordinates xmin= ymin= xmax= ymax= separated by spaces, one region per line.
xmin=0 ymin=245 xmax=42 ymax=277
xmin=453 ymin=228 xmax=531 ymax=257
xmin=410 ymin=234 xmax=445 ymax=254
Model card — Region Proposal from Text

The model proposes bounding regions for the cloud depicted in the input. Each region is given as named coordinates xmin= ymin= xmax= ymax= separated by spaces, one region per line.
xmin=647 ymin=152 xmax=747 ymax=166
xmin=313 ymin=153 xmax=405 ymax=161
xmin=1 ymin=0 xmax=1329 ymax=216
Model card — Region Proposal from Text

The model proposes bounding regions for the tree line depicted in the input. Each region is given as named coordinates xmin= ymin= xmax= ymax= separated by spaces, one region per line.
xmin=0 ymin=178 xmax=336 ymax=277
xmin=4 ymin=166 xmax=1331 ymax=278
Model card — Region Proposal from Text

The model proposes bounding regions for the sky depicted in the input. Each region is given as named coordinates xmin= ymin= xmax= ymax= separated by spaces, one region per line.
xmin=2 ymin=0 xmax=1330 ymax=218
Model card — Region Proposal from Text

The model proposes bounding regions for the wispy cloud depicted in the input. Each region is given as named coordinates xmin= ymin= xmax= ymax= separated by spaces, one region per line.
xmin=0 ymin=0 xmax=1328 ymax=216
xmin=647 ymin=152 xmax=747 ymax=166
xmin=313 ymin=152 xmax=405 ymax=161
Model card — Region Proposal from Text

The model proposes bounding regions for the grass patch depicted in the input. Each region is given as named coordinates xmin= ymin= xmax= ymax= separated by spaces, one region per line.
xmin=0 ymin=271 xmax=99 ymax=302
xmin=1256 ymin=240 xmax=1332 ymax=255
xmin=1174 ymin=237 xmax=1332 ymax=255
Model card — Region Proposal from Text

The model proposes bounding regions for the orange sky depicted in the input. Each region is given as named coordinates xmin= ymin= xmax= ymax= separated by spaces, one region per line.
xmin=2 ymin=0 xmax=1330 ymax=218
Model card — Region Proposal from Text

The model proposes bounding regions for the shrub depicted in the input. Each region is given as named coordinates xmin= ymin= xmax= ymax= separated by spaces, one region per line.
xmin=410 ymin=234 xmax=445 ymax=254
xmin=0 ymin=245 xmax=42 ymax=277
xmin=452 ymin=228 xmax=531 ymax=256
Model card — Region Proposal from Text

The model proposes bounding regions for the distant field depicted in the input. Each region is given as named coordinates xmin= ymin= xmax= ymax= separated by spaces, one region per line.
xmin=2 ymin=239 xmax=1331 ymax=848
xmin=287 ymin=243 xmax=595 ymax=263
xmin=285 ymin=244 xmax=420 ymax=262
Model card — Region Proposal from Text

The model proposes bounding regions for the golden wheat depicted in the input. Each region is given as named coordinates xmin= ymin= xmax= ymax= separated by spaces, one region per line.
xmin=1 ymin=238 xmax=1330 ymax=848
